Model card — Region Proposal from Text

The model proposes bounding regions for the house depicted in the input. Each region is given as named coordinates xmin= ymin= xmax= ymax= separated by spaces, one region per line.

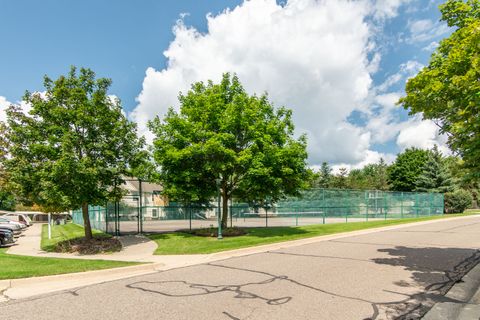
xmin=121 ymin=178 xmax=170 ymax=220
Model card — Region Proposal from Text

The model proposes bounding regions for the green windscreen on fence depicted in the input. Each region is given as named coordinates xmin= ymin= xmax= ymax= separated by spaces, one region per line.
xmin=72 ymin=188 xmax=444 ymax=234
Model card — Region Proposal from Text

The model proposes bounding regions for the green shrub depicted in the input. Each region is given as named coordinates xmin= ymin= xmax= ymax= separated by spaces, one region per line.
xmin=444 ymin=189 xmax=473 ymax=213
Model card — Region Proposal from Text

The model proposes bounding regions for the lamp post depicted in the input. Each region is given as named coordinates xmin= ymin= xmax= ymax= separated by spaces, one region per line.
xmin=215 ymin=177 xmax=223 ymax=240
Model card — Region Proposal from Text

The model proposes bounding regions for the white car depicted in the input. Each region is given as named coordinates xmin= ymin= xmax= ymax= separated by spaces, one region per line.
xmin=0 ymin=217 xmax=27 ymax=229
xmin=1 ymin=213 xmax=32 ymax=226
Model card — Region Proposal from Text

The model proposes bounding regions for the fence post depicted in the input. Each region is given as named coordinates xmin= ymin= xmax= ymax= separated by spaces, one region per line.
xmin=48 ymin=213 xmax=51 ymax=239
xmin=265 ymin=207 xmax=268 ymax=228
xmin=429 ymin=193 xmax=433 ymax=216
xmin=322 ymin=188 xmax=326 ymax=224
xmin=384 ymin=192 xmax=387 ymax=221
xmin=139 ymin=179 xmax=143 ymax=234
xmin=105 ymin=201 xmax=109 ymax=234
xmin=416 ymin=193 xmax=419 ymax=218
xmin=189 ymin=206 xmax=192 ymax=230
xmin=230 ymin=200 xmax=233 ymax=228
xmin=114 ymin=201 xmax=119 ymax=236
xmin=401 ymin=192 xmax=404 ymax=219
xmin=295 ymin=208 xmax=298 ymax=226
xmin=365 ymin=191 xmax=368 ymax=222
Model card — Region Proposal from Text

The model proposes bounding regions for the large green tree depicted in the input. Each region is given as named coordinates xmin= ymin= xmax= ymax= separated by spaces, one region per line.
xmin=388 ymin=148 xmax=430 ymax=191
xmin=3 ymin=67 xmax=143 ymax=239
xmin=399 ymin=0 xmax=480 ymax=179
xmin=415 ymin=145 xmax=454 ymax=192
xmin=149 ymin=74 xmax=309 ymax=227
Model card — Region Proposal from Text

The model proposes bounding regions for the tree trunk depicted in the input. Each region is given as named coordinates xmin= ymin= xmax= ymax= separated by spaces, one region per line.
xmin=221 ymin=191 xmax=229 ymax=229
xmin=82 ymin=202 xmax=93 ymax=240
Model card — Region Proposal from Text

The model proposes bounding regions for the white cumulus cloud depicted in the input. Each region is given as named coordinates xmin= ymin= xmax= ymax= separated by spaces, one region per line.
xmin=397 ymin=116 xmax=450 ymax=154
xmin=131 ymin=0 xmax=444 ymax=168
xmin=0 ymin=95 xmax=35 ymax=124
xmin=407 ymin=18 xmax=449 ymax=43
xmin=0 ymin=96 xmax=10 ymax=123
xmin=132 ymin=0 xmax=380 ymax=165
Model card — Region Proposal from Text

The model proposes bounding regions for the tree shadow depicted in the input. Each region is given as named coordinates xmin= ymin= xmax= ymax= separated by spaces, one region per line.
xmin=147 ymin=226 xmax=309 ymax=239
xmin=372 ymin=246 xmax=480 ymax=319
xmin=117 ymin=234 xmax=153 ymax=249
xmin=245 ymin=227 xmax=309 ymax=238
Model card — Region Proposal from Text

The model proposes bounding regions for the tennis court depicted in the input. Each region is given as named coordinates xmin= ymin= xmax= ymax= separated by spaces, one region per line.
xmin=72 ymin=188 xmax=444 ymax=235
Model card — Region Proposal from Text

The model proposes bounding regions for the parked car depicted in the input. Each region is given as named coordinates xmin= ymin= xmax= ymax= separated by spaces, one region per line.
xmin=0 ymin=229 xmax=15 ymax=246
xmin=0 ymin=218 xmax=26 ymax=237
xmin=0 ymin=217 xmax=27 ymax=230
xmin=1 ymin=213 xmax=32 ymax=226
xmin=0 ymin=222 xmax=22 ymax=236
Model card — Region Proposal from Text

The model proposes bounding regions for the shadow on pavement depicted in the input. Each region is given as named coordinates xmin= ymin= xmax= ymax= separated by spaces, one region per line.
xmin=372 ymin=246 xmax=480 ymax=319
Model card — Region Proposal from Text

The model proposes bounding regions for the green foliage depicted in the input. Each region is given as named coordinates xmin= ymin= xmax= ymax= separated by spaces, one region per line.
xmin=0 ymin=188 xmax=16 ymax=211
xmin=0 ymin=122 xmax=7 ymax=165
xmin=399 ymin=0 xmax=480 ymax=179
xmin=0 ymin=248 xmax=139 ymax=280
xmin=415 ymin=145 xmax=454 ymax=192
xmin=315 ymin=162 xmax=332 ymax=188
xmin=3 ymin=67 xmax=143 ymax=238
xmin=443 ymin=156 xmax=480 ymax=202
xmin=444 ymin=189 xmax=473 ymax=213
xmin=347 ymin=158 xmax=390 ymax=190
xmin=149 ymin=73 xmax=309 ymax=226
xmin=388 ymin=148 xmax=430 ymax=191
xmin=331 ymin=167 xmax=348 ymax=189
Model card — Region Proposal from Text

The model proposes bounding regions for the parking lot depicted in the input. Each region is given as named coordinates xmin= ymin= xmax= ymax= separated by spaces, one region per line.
xmin=0 ymin=213 xmax=32 ymax=247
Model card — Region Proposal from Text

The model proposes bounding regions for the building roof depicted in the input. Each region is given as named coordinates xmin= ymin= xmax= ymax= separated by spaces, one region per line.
xmin=122 ymin=178 xmax=163 ymax=193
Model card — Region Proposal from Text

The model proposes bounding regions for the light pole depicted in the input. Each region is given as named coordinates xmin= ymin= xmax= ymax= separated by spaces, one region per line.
xmin=215 ymin=177 xmax=223 ymax=240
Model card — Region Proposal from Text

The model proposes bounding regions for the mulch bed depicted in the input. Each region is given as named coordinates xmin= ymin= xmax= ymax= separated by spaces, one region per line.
xmin=54 ymin=237 xmax=122 ymax=255
xmin=186 ymin=227 xmax=247 ymax=237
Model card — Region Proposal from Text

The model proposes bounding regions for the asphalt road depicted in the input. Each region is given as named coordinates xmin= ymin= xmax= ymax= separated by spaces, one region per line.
xmin=2 ymin=216 xmax=480 ymax=320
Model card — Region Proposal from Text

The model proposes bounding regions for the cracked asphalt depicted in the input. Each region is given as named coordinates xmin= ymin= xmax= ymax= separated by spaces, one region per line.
xmin=1 ymin=216 xmax=480 ymax=320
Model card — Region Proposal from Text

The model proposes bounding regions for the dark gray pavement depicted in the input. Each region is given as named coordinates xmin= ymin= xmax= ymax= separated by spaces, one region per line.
xmin=1 ymin=216 xmax=480 ymax=320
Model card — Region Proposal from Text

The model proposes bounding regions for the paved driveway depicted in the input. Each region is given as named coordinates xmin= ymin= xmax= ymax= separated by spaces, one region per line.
xmin=1 ymin=216 xmax=480 ymax=320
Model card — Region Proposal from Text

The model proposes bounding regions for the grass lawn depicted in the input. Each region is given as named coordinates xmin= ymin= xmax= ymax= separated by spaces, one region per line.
xmin=0 ymin=248 xmax=140 ymax=280
xmin=148 ymin=212 xmax=480 ymax=255
xmin=41 ymin=223 xmax=110 ymax=252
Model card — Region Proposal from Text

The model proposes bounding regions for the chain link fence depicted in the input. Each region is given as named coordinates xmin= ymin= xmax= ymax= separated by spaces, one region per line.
xmin=72 ymin=187 xmax=444 ymax=235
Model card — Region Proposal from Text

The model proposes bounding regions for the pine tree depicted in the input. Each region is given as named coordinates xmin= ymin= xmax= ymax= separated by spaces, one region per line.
xmin=332 ymin=167 xmax=348 ymax=189
xmin=374 ymin=158 xmax=389 ymax=191
xmin=415 ymin=145 xmax=454 ymax=193
xmin=317 ymin=162 xmax=332 ymax=188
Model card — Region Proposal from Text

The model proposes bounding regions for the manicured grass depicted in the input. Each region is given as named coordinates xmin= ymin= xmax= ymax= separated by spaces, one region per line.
xmin=148 ymin=212 xmax=480 ymax=255
xmin=0 ymin=248 xmax=140 ymax=280
xmin=41 ymin=223 xmax=110 ymax=252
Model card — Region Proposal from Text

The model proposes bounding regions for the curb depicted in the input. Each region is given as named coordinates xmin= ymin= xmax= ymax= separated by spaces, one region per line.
xmin=3 ymin=262 xmax=164 ymax=300
xmin=0 ymin=280 xmax=11 ymax=302
xmin=423 ymin=260 xmax=480 ymax=320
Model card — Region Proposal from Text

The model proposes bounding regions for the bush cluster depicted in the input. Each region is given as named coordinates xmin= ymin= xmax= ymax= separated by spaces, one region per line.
xmin=444 ymin=189 xmax=473 ymax=213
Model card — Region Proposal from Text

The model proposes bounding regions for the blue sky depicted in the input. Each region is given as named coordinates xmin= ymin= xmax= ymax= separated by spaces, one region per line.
xmin=0 ymin=0 xmax=452 ymax=168
xmin=0 ymin=0 xmax=241 ymax=109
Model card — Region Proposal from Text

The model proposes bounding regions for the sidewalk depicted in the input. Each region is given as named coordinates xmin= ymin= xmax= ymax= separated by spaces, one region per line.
xmin=2 ymin=214 xmax=480 ymax=302
xmin=7 ymin=224 xmax=174 ymax=262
